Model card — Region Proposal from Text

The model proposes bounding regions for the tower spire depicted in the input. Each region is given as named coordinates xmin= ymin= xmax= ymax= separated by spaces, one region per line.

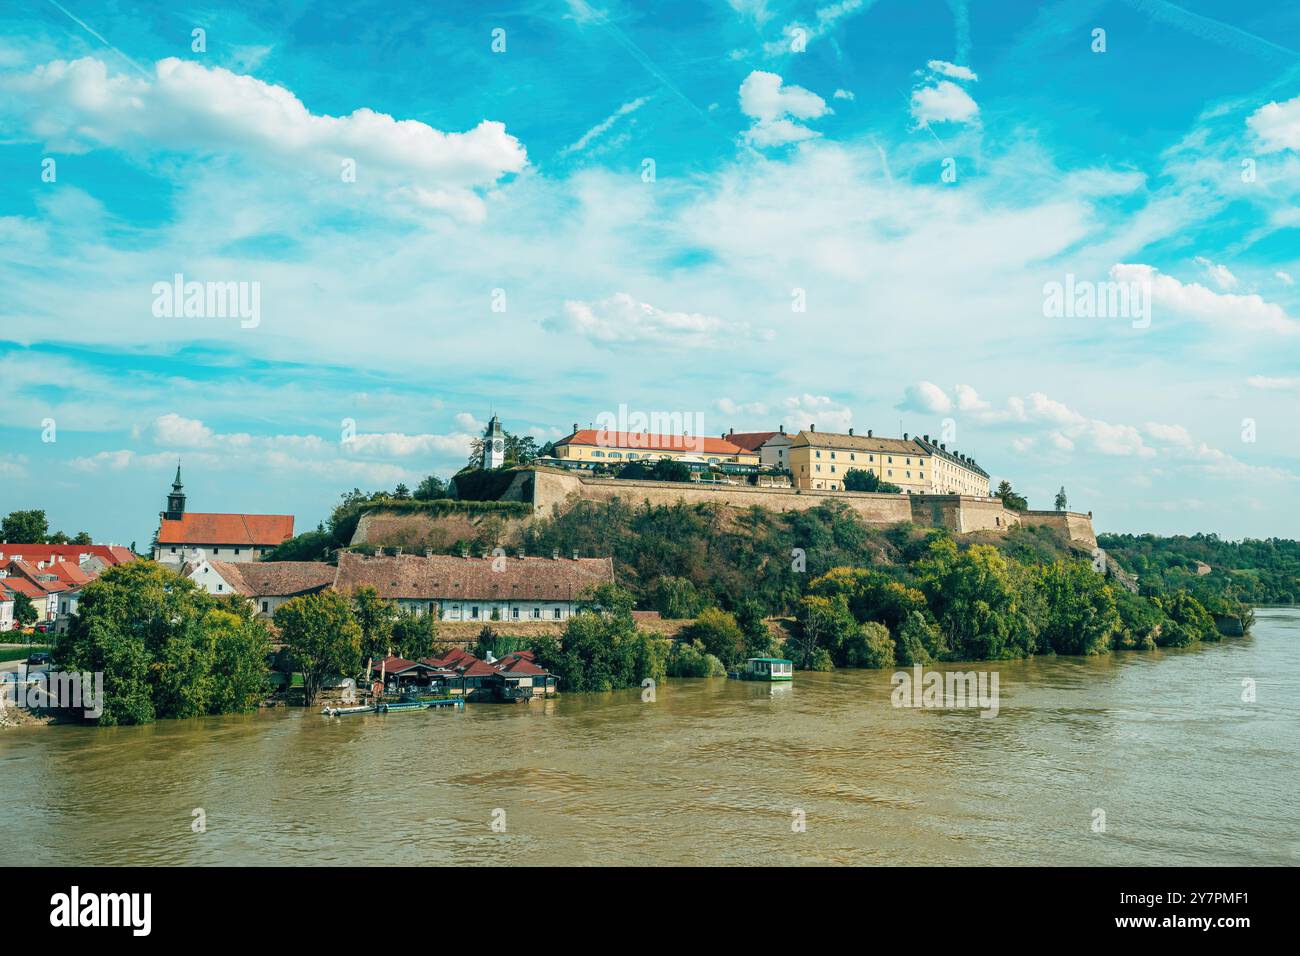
xmin=165 ymin=462 xmax=187 ymax=520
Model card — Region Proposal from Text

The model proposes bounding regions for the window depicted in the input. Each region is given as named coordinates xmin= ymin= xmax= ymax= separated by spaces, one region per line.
xmin=815 ymin=451 xmax=821 ymax=458
xmin=213 ymin=548 xmax=220 ymax=554
xmin=471 ymin=606 xmax=480 ymax=619
xmin=553 ymin=607 xmax=562 ymax=619
xmin=217 ymin=584 xmax=224 ymax=591
xmin=887 ymin=456 xmax=893 ymax=464
xmin=262 ymin=601 xmax=269 ymax=613
xmin=831 ymin=466 xmax=836 ymax=473
xmin=815 ymin=464 xmax=821 ymax=472
xmin=830 ymin=452 xmax=836 ymax=460
xmin=850 ymin=453 xmax=855 ymax=461
xmin=532 ymin=607 xmax=541 ymax=619
xmin=234 ymin=548 xmax=241 ymax=555
xmin=170 ymin=547 xmax=177 ymax=553
xmin=591 ymin=450 xmax=604 ymax=458
xmin=609 ymin=452 xmax=622 ymax=459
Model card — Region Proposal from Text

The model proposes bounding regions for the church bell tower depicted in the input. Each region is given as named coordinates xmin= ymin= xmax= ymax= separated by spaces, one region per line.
xmin=164 ymin=463 xmax=186 ymax=520
xmin=483 ymin=415 xmax=505 ymax=469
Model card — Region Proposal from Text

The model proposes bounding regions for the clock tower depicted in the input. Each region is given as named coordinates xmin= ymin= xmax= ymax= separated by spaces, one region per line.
xmin=483 ymin=415 xmax=505 ymax=469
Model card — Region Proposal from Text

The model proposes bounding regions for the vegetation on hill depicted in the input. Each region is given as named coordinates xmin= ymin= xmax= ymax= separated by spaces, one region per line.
xmin=1099 ymin=532 xmax=1300 ymax=606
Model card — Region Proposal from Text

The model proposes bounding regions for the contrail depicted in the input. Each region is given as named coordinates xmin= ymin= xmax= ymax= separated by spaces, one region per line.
xmin=42 ymin=0 xmax=153 ymax=78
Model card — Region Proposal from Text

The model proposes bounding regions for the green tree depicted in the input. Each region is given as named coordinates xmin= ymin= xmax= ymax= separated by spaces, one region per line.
xmin=651 ymin=576 xmax=704 ymax=619
xmin=413 ymin=475 xmax=448 ymax=500
xmin=791 ymin=593 xmax=857 ymax=668
xmin=995 ymin=481 xmax=1029 ymax=511
xmin=842 ymin=621 xmax=895 ymax=668
xmin=393 ymin=609 xmax=439 ymax=661
xmin=274 ymin=591 xmax=362 ymax=707
xmin=207 ymin=606 xmax=272 ymax=713
xmin=72 ymin=531 xmax=93 ymax=545
xmin=666 ymin=640 xmax=727 ymax=677
xmin=736 ymin=599 xmax=777 ymax=658
xmin=1034 ymin=560 xmax=1119 ymax=655
xmin=393 ymin=483 xmax=411 ymax=500
xmin=2 ymin=509 xmax=49 ymax=543
xmin=916 ymin=538 xmax=1032 ymax=660
xmin=13 ymin=591 xmax=38 ymax=628
xmin=1054 ymin=487 xmax=1068 ymax=512
xmin=683 ymin=607 xmax=745 ymax=666
xmin=894 ymin=610 xmax=938 ymax=665
xmin=842 ymin=469 xmax=902 ymax=493
xmin=351 ymin=586 xmax=396 ymax=662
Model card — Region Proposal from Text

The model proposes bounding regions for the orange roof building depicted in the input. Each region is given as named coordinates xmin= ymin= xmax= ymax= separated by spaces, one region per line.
xmin=153 ymin=465 xmax=294 ymax=565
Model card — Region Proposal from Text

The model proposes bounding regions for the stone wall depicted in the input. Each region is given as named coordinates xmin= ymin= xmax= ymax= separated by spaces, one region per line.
xmin=529 ymin=468 xmax=1098 ymax=544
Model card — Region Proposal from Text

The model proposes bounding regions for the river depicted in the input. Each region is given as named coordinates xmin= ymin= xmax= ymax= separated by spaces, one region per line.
xmin=2 ymin=608 xmax=1296 ymax=866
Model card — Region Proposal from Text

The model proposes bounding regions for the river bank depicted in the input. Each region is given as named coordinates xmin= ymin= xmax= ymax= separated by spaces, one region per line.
xmin=1 ymin=608 xmax=1295 ymax=865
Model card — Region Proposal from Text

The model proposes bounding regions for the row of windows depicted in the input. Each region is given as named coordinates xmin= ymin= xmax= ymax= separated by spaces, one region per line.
xmin=812 ymin=451 xmax=922 ymax=466
xmin=448 ymin=605 xmax=564 ymax=621
xmin=808 ymin=464 xmax=925 ymax=480
xmin=168 ymin=545 xmax=269 ymax=556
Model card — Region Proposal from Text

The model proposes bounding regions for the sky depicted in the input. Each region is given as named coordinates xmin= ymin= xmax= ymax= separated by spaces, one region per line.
xmin=1 ymin=0 xmax=1299 ymax=548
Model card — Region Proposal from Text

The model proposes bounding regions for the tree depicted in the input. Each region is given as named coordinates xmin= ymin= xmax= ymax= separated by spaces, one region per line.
xmin=72 ymin=531 xmax=93 ymax=545
xmin=843 ymin=621 xmax=895 ymax=668
xmin=13 ymin=592 xmax=38 ymax=628
xmin=392 ymin=609 xmax=439 ymax=661
xmin=651 ymin=576 xmax=704 ymax=619
xmin=1054 ymin=487 xmax=1068 ymax=512
xmin=791 ymin=593 xmax=857 ymax=668
xmin=207 ymin=606 xmax=272 ymax=713
xmin=995 ymin=481 xmax=1028 ymax=511
xmin=2 ymin=510 xmax=49 ymax=543
xmin=351 ymin=586 xmax=396 ymax=663
xmin=843 ymin=469 xmax=902 ymax=494
xmin=413 ymin=475 xmax=448 ymax=500
xmin=393 ymin=483 xmax=411 ymax=500
xmin=1034 ymin=560 xmax=1119 ymax=655
xmin=274 ymin=591 xmax=362 ymax=707
xmin=683 ymin=608 xmax=745 ymax=666
xmin=916 ymin=538 xmax=1032 ymax=660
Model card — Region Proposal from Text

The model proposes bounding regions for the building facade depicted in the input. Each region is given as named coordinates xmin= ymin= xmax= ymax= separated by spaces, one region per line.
xmin=546 ymin=427 xmax=760 ymax=473
xmin=153 ymin=466 xmax=294 ymax=565
xmin=333 ymin=551 xmax=615 ymax=623
xmin=911 ymin=435 xmax=990 ymax=496
xmin=725 ymin=428 xmax=794 ymax=471
xmin=182 ymin=557 xmax=335 ymax=617
xmin=787 ymin=428 xmax=932 ymax=493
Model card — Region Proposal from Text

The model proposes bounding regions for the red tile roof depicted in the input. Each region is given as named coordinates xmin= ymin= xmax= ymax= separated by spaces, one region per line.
xmin=209 ymin=560 xmax=335 ymax=596
xmin=0 ymin=575 xmax=51 ymax=599
xmin=496 ymin=657 xmax=548 ymax=676
xmin=0 ymin=544 xmax=135 ymax=566
xmin=156 ymin=513 xmax=294 ymax=547
xmin=725 ymin=431 xmax=780 ymax=451
xmin=556 ymin=429 xmax=751 ymax=457
xmin=372 ymin=655 xmax=419 ymax=675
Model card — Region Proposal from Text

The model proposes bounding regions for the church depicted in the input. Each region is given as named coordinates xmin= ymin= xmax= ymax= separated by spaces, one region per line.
xmin=152 ymin=465 xmax=295 ymax=566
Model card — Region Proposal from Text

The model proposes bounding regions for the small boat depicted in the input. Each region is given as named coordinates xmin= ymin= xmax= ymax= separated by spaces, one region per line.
xmin=321 ymin=704 xmax=376 ymax=717
xmin=728 ymin=657 xmax=794 ymax=682
xmin=378 ymin=697 xmax=465 ymax=713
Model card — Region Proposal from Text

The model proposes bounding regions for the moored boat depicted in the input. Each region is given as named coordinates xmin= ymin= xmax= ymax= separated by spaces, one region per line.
xmin=727 ymin=657 xmax=794 ymax=682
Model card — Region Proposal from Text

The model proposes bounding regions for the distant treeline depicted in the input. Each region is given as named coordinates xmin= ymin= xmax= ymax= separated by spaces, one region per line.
xmin=1099 ymin=532 xmax=1300 ymax=606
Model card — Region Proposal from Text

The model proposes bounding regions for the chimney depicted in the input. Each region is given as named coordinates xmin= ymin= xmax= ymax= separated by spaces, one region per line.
xmin=924 ymin=434 xmax=930 ymax=443
xmin=810 ymin=424 xmax=816 ymax=432
xmin=867 ymin=429 xmax=873 ymax=438
xmin=552 ymin=548 xmax=559 ymax=560
xmin=778 ymin=424 xmax=785 ymax=434
xmin=572 ymin=423 xmax=579 ymax=434
xmin=848 ymin=428 xmax=854 ymax=436
xmin=729 ymin=427 xmax=734 ymax=435
xmin=940 ymin=443 xmax=946 ymax=450
xmin=903 ymin=432 xmax=909 ymax=440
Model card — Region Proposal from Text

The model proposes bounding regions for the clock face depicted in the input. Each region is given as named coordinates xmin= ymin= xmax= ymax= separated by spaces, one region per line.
xmin=493 ymin=439 xmax=504 ymax=453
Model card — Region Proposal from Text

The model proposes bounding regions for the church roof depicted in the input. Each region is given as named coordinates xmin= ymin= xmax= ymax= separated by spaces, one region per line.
xmin=157 ymin=513 xmax=294 ymax=546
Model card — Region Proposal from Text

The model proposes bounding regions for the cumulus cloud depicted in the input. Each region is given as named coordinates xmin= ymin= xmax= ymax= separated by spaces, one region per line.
xmin=739 ymin=70 xmax=829 ymax=146
xmin=544 ymin=293 xmax=752 ymax=348
xmin=1193 ymin=256 xmax=1238 ymax=290
xmin=781 ymin=394 xmax=852 ymax=433
xmin=910 ymin=60 xmax=979 ymax=128
xmin=1247 ymin=93 xmax=1300 ymax=152
xmin=1277 ymin=271 xmax=1294 ymax=286
xmin=899 ymin=381 xmax=953 ymax=414
xmin=1111 ymin=263 xmax=1300 ymax=335
xmin=3 ymin=56 xmax=527 ymax=221
xmin=1247 ymin=375 xmax=1300 ymax=390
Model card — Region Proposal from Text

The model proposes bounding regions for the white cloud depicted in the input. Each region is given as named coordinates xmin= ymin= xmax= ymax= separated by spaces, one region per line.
xmin=1277 ymin=270 xmax=1294 ymax=286
xmin=910 ymin=79 xmax=979 ymax=127
xmin=763 ymin=0 xmax=867 ymax=57
xmin=832 ymin=88 xmax=855 ymax=101
xmin=561 ymin=96 xmax=651 ymax=156
xmin=781 ymin=394 xmax=852 ymax=433
xmin=1247 ymin=94 xmax=1300 ymax=152
xmin=926 ymin=60 xmax=978 ymax=82
xmin=1111 ymin=263 xmax=1300 ymax=335
xmin=899 ymin=381 xmax=953 ymax=414
xmin=1193 ymin=256 xmax=1238 ymax=290
xmin=739 ymin=70 xmax=829 ymax=146
xmin=544 ymin=293 xmax=751 ymax=348
xmin=4 ymin=56 xmax=527 ymax=222
xmin=1247 ymin=375 xmax=1300 ymax=390
xmin=0 ymin=453 xmax=28 ymax=478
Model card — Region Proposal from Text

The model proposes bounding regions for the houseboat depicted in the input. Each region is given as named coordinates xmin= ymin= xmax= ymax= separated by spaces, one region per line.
xmin=729 ymin=657 xmax=794 ymax=682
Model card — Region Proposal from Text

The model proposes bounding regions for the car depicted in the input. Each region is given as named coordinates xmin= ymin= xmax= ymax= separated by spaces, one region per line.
xmin=32 ymin=622 xmax=54 ymax=634
xmin=26 ymin=651 xmax=51 ymax=666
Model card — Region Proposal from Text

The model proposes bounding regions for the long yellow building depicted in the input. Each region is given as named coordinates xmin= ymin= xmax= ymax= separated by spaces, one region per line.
xmin=787 ymin=428 xmax=989 ymax=495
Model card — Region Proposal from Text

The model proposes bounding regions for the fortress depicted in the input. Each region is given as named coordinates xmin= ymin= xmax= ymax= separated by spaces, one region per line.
xmin=477 ymin=467 xmax=1098 ymax=546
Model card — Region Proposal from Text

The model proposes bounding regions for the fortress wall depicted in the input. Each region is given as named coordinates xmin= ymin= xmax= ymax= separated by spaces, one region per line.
xmin=1019 ymin=510 xmax=1099 ymax=547
xmin=526 ymin=469 xmax=1098 ymax=544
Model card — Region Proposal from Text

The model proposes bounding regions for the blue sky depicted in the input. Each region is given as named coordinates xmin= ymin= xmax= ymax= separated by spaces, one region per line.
xmin=2 ymin=0 xmax=1299 ymax=547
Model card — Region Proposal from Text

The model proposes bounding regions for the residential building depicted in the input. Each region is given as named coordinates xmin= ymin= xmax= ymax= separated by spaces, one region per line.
xmin=370 ymin=648 xmax=557 ymax=701
xmin=0 ymin=544 xmax=135 ymax=569
xmin=332 ymin=551 xmax=615 ymax=622
xmin=0 ymin=581 xmax=14 ymax=631
xmin=182 ymin=557 xmax=336 ymax=617
xmin=911 ymin=434 xmax=990 ymax=497
xmin=153 ymin=466 xmax=294 ymax=565
xmin=788 ymin=427 xmax=932 ymax=493
xmin=545 ymin=426 xmax=760 ymax=474
xmin=725 ymin=427 xmax=795 ymax=471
